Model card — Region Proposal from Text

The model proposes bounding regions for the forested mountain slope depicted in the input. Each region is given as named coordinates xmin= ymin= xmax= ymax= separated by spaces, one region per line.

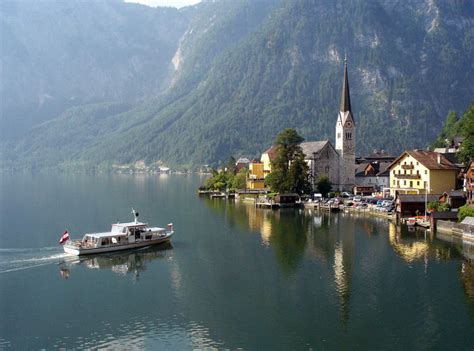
xmin=2 ymin=0 xmax=473 ymax=170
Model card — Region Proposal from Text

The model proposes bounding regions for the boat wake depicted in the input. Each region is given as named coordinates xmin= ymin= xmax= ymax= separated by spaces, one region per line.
xmin=0 ymin=247 xmax=76 ymax=274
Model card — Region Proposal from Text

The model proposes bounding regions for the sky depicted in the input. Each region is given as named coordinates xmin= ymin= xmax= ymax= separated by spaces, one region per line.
xmin=124 ymin=0 xmax=201 ymax=8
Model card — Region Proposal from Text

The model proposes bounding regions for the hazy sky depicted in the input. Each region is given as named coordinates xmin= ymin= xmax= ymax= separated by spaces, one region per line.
xmin=125 ymin=0 xmax=201 ymax=8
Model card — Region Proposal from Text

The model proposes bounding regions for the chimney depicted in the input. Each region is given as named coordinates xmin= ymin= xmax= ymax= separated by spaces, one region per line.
xmin=437 ymin=153 xmax=441 ymax=164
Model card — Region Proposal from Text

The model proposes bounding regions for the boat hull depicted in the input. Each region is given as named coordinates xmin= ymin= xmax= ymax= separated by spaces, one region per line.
xmin=64 ymin=232 xmax=173 ymax=256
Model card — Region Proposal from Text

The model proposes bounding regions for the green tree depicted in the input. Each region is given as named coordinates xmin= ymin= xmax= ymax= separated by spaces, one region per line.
xmin=288 ymin=152 xmax=311 ymax=194
xmin=266 ymin=128 xmax=309 ymax=194
xmin=226 ymin=156 xmax=237 ymax=175
xmin=231 ymin=168 xmax=248 ymax=190
xmin=457 ymin=103 xmax=474 ymax=164
xmin=316 ymin=175 xmax=332 ymax=197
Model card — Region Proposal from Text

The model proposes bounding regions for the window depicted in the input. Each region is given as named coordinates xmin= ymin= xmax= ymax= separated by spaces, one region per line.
xmin=337 ymin=133 xmax=341 ymax=139
xmin=403 ymin=180 xmax=406 ymax=185
xmin=425 ymin=170 xmax=427 ymax=175
xmin=393 ymin=180 xmax=396 ymax=185
xmin=417 ymin=181 xmax=420 ymax=186
xmin=424 ymin=181 xmax=427 ymax=188
xmin=345 ymin=132 xmax=352 ymax=140
xmin=409 ymin=181 xmax=413 ymax=187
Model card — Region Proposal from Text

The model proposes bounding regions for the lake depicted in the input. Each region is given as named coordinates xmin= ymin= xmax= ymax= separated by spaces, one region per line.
xmin=0 ymin=173 xmax=473 ymax=350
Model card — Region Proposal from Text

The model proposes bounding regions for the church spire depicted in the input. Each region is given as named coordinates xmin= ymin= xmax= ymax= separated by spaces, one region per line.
xmin=340 ymin=56 xmax=351 ymax=113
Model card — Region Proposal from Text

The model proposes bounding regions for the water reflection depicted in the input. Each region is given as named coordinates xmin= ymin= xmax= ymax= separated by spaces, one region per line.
xmin=59 ymin=244 xmax=173 ymax=280
xmin=202 ymin=198 xmax=474 ymax=329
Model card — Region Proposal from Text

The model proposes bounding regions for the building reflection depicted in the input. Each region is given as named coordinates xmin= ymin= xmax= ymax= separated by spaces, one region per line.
xmin=59 ymin=243 xmax=173 ymax=280
xmin=388 ymin=222 xmax=430 ymax=263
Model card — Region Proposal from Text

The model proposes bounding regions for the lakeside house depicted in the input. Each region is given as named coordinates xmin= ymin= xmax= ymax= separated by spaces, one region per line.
xmin=463 ymin=160 xmax=474 ymax=204
xmin=355 ymin=161 xmax=391 ymax=193
xmin=395 ymin=194 xmax=440 ymax=217
xmin=246 ymin=162 xmax=265 ymax=189
xmin=388 ymin=150 xmax=459 ymax=197
xmin=235 ymin=158 xmax=251 ymax=172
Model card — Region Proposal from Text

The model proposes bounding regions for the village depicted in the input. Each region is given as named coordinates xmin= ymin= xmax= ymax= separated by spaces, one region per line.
xmin=200 ymin=60 xmax=474 ymax=244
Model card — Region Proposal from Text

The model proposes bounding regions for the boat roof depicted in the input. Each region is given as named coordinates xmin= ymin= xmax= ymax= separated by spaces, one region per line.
xmin=85 ymin=232 xmax=125 ymax=238
xmin=111 ymin=222 xmax=148 ymax=227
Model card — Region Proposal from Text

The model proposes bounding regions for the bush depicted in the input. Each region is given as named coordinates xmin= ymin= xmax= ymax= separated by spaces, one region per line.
xmin=458 ymin=204 xmax=474 ymax=222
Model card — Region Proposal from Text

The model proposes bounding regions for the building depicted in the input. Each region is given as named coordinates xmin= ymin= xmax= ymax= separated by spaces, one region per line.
xmin=235 ymin=158 xmax=251 ymax=172
xmin=355 ymin=161 xmax=391 ymax=193
xmin=463 ymin=160 xmax=474 ymax=204
xmin=301 ymin=141 xmax=340 ymax=191
xmin=438 ymin=191 xmax=466 ymax=209
xmin=396 ymin=194 xmax=440 ymax=217
xmin=252 ymin=58 xmax=357 ymax=193
xmin=261 ymin=145 xmax=278 ymax=179
xmin=388 ymin=150 xmax=459 ymax=197
xmin=334 ymin=57 xmax=356 ymax=191
xmin=246 ymin=162 xmax=265 ymax=189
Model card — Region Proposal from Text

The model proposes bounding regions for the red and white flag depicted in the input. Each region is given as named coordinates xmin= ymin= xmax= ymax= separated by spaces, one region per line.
xmin=59 ymin=230 xmax=70 ymax=245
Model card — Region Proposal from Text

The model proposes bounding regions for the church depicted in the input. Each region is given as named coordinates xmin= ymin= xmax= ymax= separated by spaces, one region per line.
xmin=301 ymin=58 xmax=355 ymax=192
xmin=250 ymin=59 xmax=356 ymax=192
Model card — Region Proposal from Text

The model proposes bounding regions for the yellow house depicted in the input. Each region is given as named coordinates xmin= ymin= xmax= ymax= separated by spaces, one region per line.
xmin=388 ymin=150 xmax=459 ymax=197
xmin=246 ymin=162 xmax=265 ymax=189
xmin=260 ymin=145 xmax=278 ymax=178
xmin=246 ymin=146 xmax=278 ymax=189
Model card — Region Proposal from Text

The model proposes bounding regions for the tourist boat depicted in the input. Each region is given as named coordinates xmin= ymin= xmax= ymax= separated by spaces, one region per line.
xmin=61 ymin=209 xmax=174 ymax=256
xmin=406 ymin=217 xmax=417 ymax=226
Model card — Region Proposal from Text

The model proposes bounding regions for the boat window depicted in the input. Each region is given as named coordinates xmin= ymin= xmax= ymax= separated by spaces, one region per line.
xmin=111 ymin=237 xmax=118 ymax=244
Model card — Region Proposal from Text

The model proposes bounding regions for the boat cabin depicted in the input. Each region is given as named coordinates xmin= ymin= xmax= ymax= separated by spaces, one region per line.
xmin=81 ymin=222 xmax=166 ymax=248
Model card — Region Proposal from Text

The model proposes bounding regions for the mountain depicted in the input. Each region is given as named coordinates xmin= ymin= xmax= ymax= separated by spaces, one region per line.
xmin=2 ymin=0 xmax=474 ymax=170
xmin=0 ymin=0 xmax=190 ymax=138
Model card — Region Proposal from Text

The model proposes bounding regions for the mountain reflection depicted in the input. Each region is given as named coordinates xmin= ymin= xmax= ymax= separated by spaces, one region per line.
xmin=59 ymin=244 xmax=173 ymax=279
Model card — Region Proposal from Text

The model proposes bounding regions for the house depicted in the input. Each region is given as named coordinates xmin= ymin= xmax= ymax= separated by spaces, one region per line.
xmin=356 ymin=150 xmax=395 ymax=164
xmin=235 ymin=158 xmax=251 ymax=172
xmin=396 ymin=194 xmax=440 ymax=217
xmin=353 ymin=185 xmax=375 ymax=196
xmin=388 ymin=150 xmax=459 ymax=197
xmin=355 ymin=161 xmax=391 ymax=192
xmin=261 ymin=145 xmax=278 ymax=179
xmin=438 ymin=191 xmax=466 ymax=209
xmin=463 ymin=160 xmax=474 ymax=204
xmin=274 ymin=193 xmax=300 ymax=207
xmin=246 ymin=162 xmax=265 ymax=189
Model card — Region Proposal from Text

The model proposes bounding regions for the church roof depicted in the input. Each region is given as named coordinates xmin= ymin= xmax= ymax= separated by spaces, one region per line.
xmin=340 ymin=59 xmax=351 ymax=113
xmin=300 ymin=140 xmax=333 ymax=158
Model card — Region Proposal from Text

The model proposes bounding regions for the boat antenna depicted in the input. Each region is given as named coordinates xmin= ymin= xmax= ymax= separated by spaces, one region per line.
xmin=132 ymin=208 xmax=139 ymax=224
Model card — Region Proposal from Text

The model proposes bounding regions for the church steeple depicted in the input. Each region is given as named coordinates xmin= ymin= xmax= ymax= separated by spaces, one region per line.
xmin=340 ymin=56 xmax=351 ymax=113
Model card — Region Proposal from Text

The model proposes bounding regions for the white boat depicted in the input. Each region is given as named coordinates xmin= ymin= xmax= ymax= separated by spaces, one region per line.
xmin=62 ymin=209 xmax=174 ymax=256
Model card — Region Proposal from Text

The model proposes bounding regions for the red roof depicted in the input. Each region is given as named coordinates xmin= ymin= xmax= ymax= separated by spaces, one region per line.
xmin=389 ymin=150 xmax=459 ymax=171
xmin=263 ymin=145 xmax=278 ymax=161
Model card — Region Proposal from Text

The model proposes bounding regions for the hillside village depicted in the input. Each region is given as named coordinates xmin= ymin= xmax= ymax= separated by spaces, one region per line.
xmin=202 ymin=60 xmax=474 ymax=236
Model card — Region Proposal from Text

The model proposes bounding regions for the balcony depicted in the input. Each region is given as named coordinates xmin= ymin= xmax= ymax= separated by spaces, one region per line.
xmin=401 ymin=164 xmax=414 ymax=169
xmin=394 ymin=174 xmax=421 ymax=179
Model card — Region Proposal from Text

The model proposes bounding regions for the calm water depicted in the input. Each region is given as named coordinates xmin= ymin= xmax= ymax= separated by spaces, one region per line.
xmin=0 ymin=173 xmax=473 ymax=350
